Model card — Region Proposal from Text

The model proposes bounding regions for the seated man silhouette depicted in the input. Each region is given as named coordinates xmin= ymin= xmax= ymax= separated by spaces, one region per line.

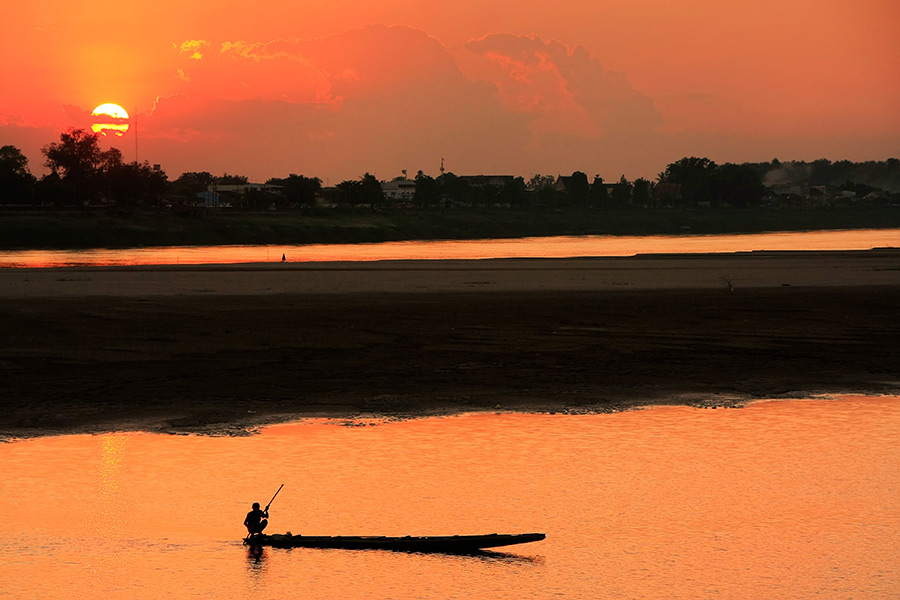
xmin=244 ymin=502 xmax=269 ymax=538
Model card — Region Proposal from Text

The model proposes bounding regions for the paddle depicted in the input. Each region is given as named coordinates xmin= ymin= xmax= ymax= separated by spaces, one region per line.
xmin=265 ymin=484 xmax=284 ymax=512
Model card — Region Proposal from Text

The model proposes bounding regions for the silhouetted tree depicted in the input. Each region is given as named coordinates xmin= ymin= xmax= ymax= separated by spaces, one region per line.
xmin=567 ymin=171 xmax=590 ymax=207
xmin=41 ymin=129 xmax=149 ymax=206
xmin=414 ymin=171 xmax=439 ymax=207
xmin=336 ymin=179 xmax=363 ymax=204
xmin=104 ymin=160 xmax=168 ymax=207
xmin=610 ymin=175 xmax=632 ymax=207
xmin=171 ymin=171 xmax=215 ymax=203
xmin=632 ymin=177 xmax=651 ymax=206
xmin=469 ymin=183 xmax=506 ymax=207
xmin=34 ymin=173 xmax=66 ymax=207
xmin=436 ymin=172 xmax=471 ymax=206
xmin=268 ymin=174 xmax=321 ymax=206
xmin=360 ymin=173 xmax=385 ymax=206
xmin=0 ymin=145 xmax=36 ymax=204
xmin=526 ymin=174 xmax=555 ymax=191
xmin=709 ymin=164 xmax=764 ymax=207
xmin=527 ymin=174 xmax=557 ymax=207
xmin=746 ymin=158 xmax=900 ymax=194
xmin=42 ymin=128 xmax=114 ymax=204
xmin=659 ymin=156 xmax=718 ymax=205
xmin=589 ymin=175 xmax=608 ymax=207
xmin=499 ymin=176 xmax=527 ymax=207
xmin=217 ymin=173 xmax=249 ymax=185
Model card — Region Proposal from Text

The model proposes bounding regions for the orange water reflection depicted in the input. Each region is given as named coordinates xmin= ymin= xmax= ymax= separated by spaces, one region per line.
xmin=1 ymin=229 xmax=897 ymax=268
xmin=0 ymin=396 xmax=897 ymax=599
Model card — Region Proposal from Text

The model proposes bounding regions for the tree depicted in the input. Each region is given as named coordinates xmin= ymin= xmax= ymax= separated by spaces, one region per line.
xmin=610 ymin=175 xmax=632 ymax=207
xmin=0 ymin=145 xmax=36 ymax=204
xmin=217 ymin=173 xmax=249 ymax=185
xmin=414 ymin=171 xmax=439 ymax=207
xmin=526 ymin=174 xmax=555 ymax=191
xmin=632 ymin=177 xmax=651 ymax=206
xmin=589 ymin=175 xmax=608 ymax=207
xmin=336 ymin=179 xmax=363 ymax=204
xmin=709 ymin=164 xmax=764 ymax=207
xmin=527 ymin=174 xmax=557 ymax=207
xmin=567 ymin=171 xmax=590 ymax=207
xmin=42 ymin=129 xmax=108 ymax=204
xmin=436 ymin=172 xmax=471 ymax=206
xmin=659 ymin=156 xmax=718 ymax=205
xmin=104 ymin=160 xmax=168 ymax=207
xmin=43 ymin=129 xmax=103 ymax=181
xmin=171 ymin=172 xmax=215 ymax=203
xmin=471 ymin=183 xmax=502 ymax=206
xmin=360 ymin=173 xmax=385 ymax=206
xmin=268 ymin=174 xmax=322 ymax=206
xmin=42 ymin=129 xmax=140 ymax=206
xmin=499 ymin=176 xmax=527 ymax=207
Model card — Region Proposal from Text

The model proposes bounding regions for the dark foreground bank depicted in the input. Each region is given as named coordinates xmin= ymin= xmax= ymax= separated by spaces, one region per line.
xmin=1 ymin=282 xmax=898 ymax=439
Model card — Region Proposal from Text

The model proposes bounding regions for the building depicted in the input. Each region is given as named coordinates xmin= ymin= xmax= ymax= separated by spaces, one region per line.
xmin=381 ymin=178 xmax=416 ymax=201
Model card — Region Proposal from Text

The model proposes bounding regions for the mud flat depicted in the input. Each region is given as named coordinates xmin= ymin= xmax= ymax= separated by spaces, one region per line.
xmin=1 ymin=250 xmax=898 ymax=439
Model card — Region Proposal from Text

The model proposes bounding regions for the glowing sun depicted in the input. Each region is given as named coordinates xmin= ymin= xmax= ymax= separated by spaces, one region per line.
xmin=91 ymin=103 xmax=130 ymax=136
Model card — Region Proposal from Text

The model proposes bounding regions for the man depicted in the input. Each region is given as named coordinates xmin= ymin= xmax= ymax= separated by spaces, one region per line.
xmin=244 ymin=502 xmax=269 ymax=537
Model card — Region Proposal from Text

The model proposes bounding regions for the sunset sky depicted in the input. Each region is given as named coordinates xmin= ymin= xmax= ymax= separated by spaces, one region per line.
xmin=3 ymin=0 xmax=898 ymax=184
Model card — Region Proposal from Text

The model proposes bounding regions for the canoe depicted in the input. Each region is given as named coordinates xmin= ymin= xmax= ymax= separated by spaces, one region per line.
xmin=244 ymin=532 xmax=546 ymax=552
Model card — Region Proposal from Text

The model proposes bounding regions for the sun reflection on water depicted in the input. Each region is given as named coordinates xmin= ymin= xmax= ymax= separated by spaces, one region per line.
xmin=93 ymin=435 xmax=129 ymax=535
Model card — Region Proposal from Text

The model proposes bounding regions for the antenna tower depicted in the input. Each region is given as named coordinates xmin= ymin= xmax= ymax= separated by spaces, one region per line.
xmin=134 ymin=106 xmax=138 ymax=163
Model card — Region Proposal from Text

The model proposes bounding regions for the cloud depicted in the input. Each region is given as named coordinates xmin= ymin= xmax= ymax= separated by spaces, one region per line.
xmin=457 ymin=34 xmax=663 ymax=140
xmin=152 ymin=26 xmax=536 ymax=179
xmin=62 ymin=104 xmax=92 ymax=127
xmin=173 ymin=37 xmax=332 ymax=105
xmin=16 ymin=25 xmax=699 ymax=181
xmin=176 ymin=39 xmax=209 ymax=60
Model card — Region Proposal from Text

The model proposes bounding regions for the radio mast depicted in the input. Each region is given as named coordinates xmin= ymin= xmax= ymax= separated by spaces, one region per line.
xmin=134 ymin=106 xmax=138 ymax=163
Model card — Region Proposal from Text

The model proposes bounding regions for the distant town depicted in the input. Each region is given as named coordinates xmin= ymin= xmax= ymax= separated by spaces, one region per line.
xmin=2 ymin=129 xmax=898 ymax=211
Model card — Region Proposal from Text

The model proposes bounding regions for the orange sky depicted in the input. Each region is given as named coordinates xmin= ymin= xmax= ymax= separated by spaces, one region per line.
xmin=2 ymin=0 xmax=898 ymax=183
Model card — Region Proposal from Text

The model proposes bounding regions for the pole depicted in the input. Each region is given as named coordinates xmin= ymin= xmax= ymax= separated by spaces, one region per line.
xmin=266 ymin=484 xmax=284 ymax=511
xmin=133 ymin=106 xmax=138 ymax=163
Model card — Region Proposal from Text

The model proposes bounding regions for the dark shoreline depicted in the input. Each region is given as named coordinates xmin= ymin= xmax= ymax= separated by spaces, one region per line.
xmin=2 ymin=275 xmax=898 ymax=440
xmin=2 ymin=206 xmax=899 ymax=250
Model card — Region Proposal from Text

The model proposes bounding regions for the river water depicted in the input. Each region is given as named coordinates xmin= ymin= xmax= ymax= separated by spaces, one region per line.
xmin=1 ymin=228 xmax=897 ymax=268
xmin=1 ymin=396 xmax=897 ymax=599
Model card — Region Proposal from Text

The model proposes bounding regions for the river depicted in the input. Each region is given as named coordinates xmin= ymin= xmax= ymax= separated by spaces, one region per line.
xmin=1 ymin=396 xmax=897 ymax=599
xmin=1 ymin=228 xmax=897 ymax=268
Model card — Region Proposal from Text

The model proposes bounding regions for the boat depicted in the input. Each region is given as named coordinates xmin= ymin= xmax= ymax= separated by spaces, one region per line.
xmin=243 ymin=532 xmax=546 ymax=553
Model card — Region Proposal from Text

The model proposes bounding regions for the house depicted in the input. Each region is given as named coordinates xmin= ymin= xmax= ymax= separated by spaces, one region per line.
xmin=381 ymin=178 xmax=416 ymax=201
xmin=653 ymin=182 xmax=682 ymax=203
xmin=553 ymin=175 xmax=586 ymax=195
xmin=195 ymin=190 xmax=221 ymax=207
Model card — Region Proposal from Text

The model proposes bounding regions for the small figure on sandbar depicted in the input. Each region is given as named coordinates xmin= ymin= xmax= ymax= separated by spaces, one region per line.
xmin=281 ymin=253 xmax=286 ymax=262
xmin=244 ymin=502 xmax=269 ymax=540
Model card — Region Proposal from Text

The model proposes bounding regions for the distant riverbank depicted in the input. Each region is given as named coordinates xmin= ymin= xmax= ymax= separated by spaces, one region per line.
xmin=2 ymin=206 xmax=898 ymax=250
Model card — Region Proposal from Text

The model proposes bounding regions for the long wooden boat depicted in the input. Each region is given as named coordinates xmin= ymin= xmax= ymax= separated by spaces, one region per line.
xmin=244 ymin=532 xmax=546 ymax=552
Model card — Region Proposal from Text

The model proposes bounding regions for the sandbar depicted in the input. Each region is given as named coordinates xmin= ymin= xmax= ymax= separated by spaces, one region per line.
xmin=1 ymin=249 xmax=898 ymax=439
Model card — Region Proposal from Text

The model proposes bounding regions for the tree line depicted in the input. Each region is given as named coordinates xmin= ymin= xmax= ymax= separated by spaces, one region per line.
xmin=1 ymin=129 xmax=898 ymax=209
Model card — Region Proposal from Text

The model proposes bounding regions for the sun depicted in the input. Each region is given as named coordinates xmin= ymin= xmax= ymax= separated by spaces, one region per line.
xmin=91 ymin=103 xmax=130 ymax=136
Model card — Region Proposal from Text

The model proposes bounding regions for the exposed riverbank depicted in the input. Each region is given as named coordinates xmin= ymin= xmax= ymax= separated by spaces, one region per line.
xmin=1 ymin=250 xmax=898 ymax=440
xmin=2 ymin=206 xmax=899 ymax=250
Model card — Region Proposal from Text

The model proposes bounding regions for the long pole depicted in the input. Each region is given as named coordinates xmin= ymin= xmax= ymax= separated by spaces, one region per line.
xmin=133 ymin=105 xmax=138 ymax=163
xmin=266 ymin=484 xmax=284 ymax=511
